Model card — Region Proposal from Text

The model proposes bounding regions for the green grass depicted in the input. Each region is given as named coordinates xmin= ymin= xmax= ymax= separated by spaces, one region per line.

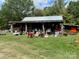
xmin=0 ymin=33 xmax=79 ymax=59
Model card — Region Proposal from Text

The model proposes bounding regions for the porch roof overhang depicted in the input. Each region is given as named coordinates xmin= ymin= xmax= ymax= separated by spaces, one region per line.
xmin=9 ymin=16 xmax=63 ymax=24
xmin=22 ymin=16 xmax=63 ymax=23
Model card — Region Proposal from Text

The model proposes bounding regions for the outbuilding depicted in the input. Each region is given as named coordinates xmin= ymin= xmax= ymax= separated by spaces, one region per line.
xmin=9 ymin=16 xmax=63 ymax=35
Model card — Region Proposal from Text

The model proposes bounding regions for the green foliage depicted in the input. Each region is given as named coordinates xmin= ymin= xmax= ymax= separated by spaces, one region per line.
xmin=0 ymin=0 xmax=34 ymax=29
xmin=67 ymin=1 xmax=79 ymax=18
xmin=67 ymin=1 xmax=79 ymax=24
xmin=63 ymin=12 xmax=74 ymax=24
xmin=1 ymin=33 xmax=79 ymax=59
xmin=0 ymin=0 xmax=79 ymax=29
xmin=33 ymin=0 xmax=65 ymax=16
xmin=33 ymin=0 xmax=79 ymax=25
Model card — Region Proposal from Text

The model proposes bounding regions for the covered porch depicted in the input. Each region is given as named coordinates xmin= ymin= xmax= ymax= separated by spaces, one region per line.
xmin=9 ymin=16 xmax=63 ymax=36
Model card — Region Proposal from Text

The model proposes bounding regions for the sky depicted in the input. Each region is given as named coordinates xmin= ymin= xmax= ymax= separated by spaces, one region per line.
xmin=33 ymin=0 xmax=55 ymax=9
xmin=0 ymin=0 xmax=4 ymax=5
xmin=33 ymin=0 xmax=71 ymax=9
xmin=33 ymin=0 xmax=78 ymax=9
xmin=0 ymin=0 xmax=4 ymax=7
xmin=0 ymin=0 xmax=78 ymax=9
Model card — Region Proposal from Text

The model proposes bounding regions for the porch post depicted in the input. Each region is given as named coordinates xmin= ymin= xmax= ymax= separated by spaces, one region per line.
xmin=10 ymin=24 xmax=13 ymax=33
xmin=42 ymin=23 xmax=45 ymax=34
xmin=60 ymin=23 xmax=64 ymax=35
xmin=25 ymin=23 xmax=27 ymax=33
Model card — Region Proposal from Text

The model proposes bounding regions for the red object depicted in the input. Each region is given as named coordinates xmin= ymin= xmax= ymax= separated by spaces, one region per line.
xmin=55 ymin=25 xmax=61 ymax=31
xmin=27 ymin=32 xmax=33 ymax=37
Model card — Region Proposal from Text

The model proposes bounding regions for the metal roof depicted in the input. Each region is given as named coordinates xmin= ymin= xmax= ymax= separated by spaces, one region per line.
xmin=22 ymin=16 xmax=63 ymax=23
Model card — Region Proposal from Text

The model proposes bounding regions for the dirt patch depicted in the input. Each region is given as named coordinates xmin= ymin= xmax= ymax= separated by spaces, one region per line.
xmin=0 ymin=42 xmax=30 ymax=59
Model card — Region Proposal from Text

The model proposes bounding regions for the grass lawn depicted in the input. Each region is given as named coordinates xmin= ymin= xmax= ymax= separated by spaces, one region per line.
xmin=0 ymin=33 xmax=79 ymax=59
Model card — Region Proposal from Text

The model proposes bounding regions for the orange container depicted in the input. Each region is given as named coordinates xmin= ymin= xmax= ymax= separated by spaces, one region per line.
xmin=70 ymin=27 xmax=77 ymax=33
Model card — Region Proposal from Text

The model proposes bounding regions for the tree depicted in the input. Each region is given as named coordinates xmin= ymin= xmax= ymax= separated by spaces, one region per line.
xmin=0 ymin=0 xmax=34 ymax=29
xmin=33 ymin=0 xmax=65 ymax=16
xmin=67 ymin=1 xmax=79 ymax=24
xmin=5 ymin=0 xmax=34 ymax=20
